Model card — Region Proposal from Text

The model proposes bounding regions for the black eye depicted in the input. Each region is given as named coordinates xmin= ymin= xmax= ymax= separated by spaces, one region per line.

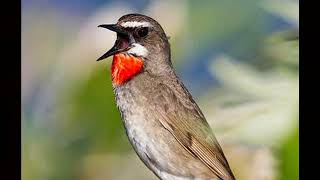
xmin=136 ymin=27 xmax=149 ymax=38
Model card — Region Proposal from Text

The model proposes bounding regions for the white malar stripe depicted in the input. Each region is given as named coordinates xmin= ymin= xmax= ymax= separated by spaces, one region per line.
xmin=121 ymin=21 xmax=152 ymax=28
xmin=127 ymin=43 xmax=149 ymax=57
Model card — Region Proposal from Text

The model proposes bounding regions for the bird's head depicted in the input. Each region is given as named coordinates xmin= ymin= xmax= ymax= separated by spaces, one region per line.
xmin=97 ymin=14 xmax=171 ymax=86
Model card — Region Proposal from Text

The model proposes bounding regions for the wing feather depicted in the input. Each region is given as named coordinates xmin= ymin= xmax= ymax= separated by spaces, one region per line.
xmin=146 ymin=82 xmax=235 ymax=180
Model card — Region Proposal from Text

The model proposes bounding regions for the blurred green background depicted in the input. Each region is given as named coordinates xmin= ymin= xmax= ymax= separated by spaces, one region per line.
xmin=22 ymin=0 xmax=299 ymax=179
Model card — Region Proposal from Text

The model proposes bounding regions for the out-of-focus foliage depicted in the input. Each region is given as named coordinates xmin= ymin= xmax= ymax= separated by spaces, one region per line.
xmin=22 ymin=0 xmax=298 ymax=180
xmin=70 ymin=67 xmax=130 ymax=153
xmin=278 ymin=128 xmax=299 ymax=180
xmin=200 ymin=32 xmax=298 ymax=179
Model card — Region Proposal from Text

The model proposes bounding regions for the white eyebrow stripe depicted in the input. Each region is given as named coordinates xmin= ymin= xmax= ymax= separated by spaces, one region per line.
xmin=120 ymin=21 xmax=152 ymax=28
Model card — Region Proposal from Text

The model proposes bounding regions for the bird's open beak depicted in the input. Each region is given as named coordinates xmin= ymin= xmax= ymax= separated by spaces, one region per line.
xmin=97 ymin=24 xmax=129 ymax=61
xmin=98 ymin=24 xmax=127 ymax=35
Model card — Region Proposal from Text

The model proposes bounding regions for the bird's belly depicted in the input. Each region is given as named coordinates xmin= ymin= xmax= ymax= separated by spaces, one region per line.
xmin=119 ymin=106 xmax=214 ymax=180
xmin=123 ymin=112 xmax=190 ymax=179
xmin=115 ymin=85 xmax=216 ymax=180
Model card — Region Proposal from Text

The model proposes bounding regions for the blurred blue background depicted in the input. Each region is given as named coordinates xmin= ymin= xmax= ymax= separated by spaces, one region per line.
xmin=22 ymin=0 xmax=299 ymax=180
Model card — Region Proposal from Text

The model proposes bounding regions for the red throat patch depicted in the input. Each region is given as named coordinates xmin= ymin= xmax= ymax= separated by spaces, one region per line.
xmin=111 ymin=53 xmax=144 ymax=86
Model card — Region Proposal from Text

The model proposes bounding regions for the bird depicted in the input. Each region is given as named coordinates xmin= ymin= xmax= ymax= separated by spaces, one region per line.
xmin=97 ymin=14 xmax=236 ymax=180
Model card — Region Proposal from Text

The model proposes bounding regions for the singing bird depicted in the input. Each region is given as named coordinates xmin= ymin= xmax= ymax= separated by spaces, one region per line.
xmin=97 ymin=14 xmax=235 ymax=180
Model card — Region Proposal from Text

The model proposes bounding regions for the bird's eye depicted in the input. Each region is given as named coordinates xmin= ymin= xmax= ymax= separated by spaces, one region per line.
xmin=136 ymin=27 xmax=149 ymax=38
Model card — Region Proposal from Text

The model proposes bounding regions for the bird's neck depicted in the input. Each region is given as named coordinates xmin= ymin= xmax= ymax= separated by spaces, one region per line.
xmin=111 ymin=53 xmax=144 ymax=86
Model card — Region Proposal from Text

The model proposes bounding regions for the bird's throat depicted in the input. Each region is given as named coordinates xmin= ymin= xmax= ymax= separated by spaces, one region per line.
xmin=111 ymin=53 xmax=144 ymax=86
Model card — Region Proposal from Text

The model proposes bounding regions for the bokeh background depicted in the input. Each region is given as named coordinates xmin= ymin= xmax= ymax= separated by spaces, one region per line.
xmin=22 ymin=0 xmax=299 ymax=180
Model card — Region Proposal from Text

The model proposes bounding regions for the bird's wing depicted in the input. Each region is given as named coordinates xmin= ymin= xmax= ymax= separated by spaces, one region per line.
xmin=146 ymin=82 xmax=235 ymax=180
